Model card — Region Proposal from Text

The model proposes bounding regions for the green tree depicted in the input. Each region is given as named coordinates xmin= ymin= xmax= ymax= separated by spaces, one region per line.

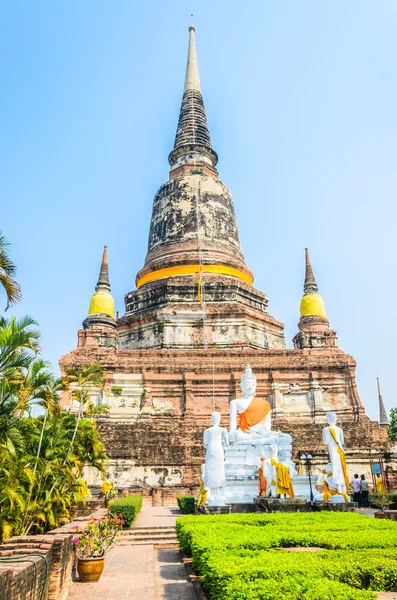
xmin=0 ymin=318 xmax=107 ymax=540
xmin=0 ymin=315 xmax=40 ymax=382
xmin=63 ymin=364 xmax=105 ymax=457
xmin=0 ymin=232 xmax=22 ymax=310
xmin=388 ymin=408 xmax=397 ymax=442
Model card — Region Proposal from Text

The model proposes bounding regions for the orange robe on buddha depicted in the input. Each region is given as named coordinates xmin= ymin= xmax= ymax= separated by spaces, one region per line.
xmin=239 ymin=397 xmax=271 ymax=432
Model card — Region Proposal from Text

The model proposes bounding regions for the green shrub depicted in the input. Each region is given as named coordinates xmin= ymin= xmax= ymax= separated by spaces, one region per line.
xmin=177 ymin=495 xmax=195 ymax=514
xmin=220 ymin=576 xmax=376 ymax=600
xmin=176 ymin=512 xmax=397 ymax=599
xmin=369 ymin=492 xmax=393 ymax=511
xmin=109 ymin=495 xmax=142 ymax=527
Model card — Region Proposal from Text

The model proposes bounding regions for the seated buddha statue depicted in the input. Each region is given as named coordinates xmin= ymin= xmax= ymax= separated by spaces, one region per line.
xmin=229 ymin=364 xmax=291 ymax=447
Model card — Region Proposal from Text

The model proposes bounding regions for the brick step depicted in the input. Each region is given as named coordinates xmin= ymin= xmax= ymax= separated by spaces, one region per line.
xmin=128 ymin=526 xmax=176 ymax=533
xmin=120 ymin=535 xmax=178 ymax=542
xmin=118 ymin=540 xmax=179 ymax=547
xmin=121 ymin=529 xmax=176 ymax=537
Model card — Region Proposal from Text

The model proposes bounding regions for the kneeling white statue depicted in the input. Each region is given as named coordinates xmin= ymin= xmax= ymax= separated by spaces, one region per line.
xmin=204 ymin=412 xmax=229 ymax=506
xmin=314 ymin=463 xmax=350 ymax=503
xmin=229 ymin=364 xmax=292 ymax=448
xmin=263 ymin=445 xmax=295 ymax=499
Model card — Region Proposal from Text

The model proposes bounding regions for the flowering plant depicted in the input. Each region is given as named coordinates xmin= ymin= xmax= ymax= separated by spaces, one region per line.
xmin=73 ymin=514 xmax=124 ymax=558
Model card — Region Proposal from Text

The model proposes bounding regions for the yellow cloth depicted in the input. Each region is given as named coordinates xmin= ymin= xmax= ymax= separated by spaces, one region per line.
xmin=297 ymin=463 xmax=303 ymax=476
xmin=101 ymin=480 xmax=112 ymax=495
xmin=323 ymin=477 xmax=349 ymax=503
xmin=328 ymin=426 xmax=349 ymax=490
xmin=197 ymin=267 xmax=203 ymax=303
xmin=375 ymin=476 xmax=384 ymax=494
xmin=239 ymin=397 xmax=271 ymax=433
xmin=137 ymin=264 xmax=253 ymax=288
xmin=270 ymin=458 xmax=295 ymax=499
xmin=197 ymin=476 xmax=207 ymax=507
xmin=300 ymin=293 xmax=327 ymax=318
xmin=89 ymin=291 xmax=115 ymax=317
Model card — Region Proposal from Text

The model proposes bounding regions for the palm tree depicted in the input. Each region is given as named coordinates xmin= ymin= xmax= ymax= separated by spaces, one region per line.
xmin=21 ymin=374 xmax=63 ymax=530
xmin=63 ymin=364 xmax=105 ymax=454
xmin=0 ymin=316 xmax=40 ymax=383
xmin=11 ymin=359 xmax=55 ymax=418
xmin=0 ymin=232 xmax=22 ymax=310
xmin=22 ymin=365 xmax=105 ymax=534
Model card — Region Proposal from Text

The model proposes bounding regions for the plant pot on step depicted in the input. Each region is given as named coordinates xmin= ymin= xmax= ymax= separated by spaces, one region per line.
xmin=77 ymin=557 xmax=105 ymax=582
xmin=375 ymin=511 xmax=385 ymax=519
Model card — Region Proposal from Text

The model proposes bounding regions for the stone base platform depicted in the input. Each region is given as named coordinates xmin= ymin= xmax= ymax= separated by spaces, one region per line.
xmin=254 ymin=497 xmax=309 ymax=513
xmin=197 ymin=504 xmax=232 ymax=515
xmin=198 ymin=499 xmax=358 ymax=515
xmin=310 ymin=501 xmax=358 ymax=512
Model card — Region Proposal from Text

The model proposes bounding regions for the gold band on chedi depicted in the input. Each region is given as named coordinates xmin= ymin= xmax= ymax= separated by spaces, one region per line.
xmin=136 ymin=264 xmax=254 ymax=288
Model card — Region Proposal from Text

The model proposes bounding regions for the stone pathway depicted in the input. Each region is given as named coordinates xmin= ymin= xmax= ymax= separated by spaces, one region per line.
xmin=67 ymin=507 xmax=196 ymax=600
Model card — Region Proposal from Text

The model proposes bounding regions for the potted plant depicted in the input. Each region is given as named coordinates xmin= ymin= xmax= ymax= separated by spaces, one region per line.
xmin=73 ymin=514 xmax=124 ymax=582
xmin=370 ymin=492 xmax=393 ymax=518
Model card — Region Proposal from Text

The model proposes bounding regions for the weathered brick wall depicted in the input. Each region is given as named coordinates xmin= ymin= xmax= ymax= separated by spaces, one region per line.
xmin=0 ymin=508 xmax=107 ymax=600
xmin=0 ymin=538 xmax=55 ymax=600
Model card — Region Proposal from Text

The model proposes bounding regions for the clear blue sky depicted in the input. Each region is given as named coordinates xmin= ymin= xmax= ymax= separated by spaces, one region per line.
xmin=1 ymin=1 xmax=396 ymax=421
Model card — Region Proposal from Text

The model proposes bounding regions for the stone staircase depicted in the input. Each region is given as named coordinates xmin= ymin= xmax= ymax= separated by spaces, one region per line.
xmin=118 ymin=525 xmax=179 ymax=547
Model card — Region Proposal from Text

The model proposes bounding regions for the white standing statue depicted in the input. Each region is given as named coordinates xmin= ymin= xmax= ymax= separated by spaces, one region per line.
xmin=322 ymin=411 xmax=349 ymax=496
xmin=229 ymin=364 xmax=291 ymax=446
xmin=204 ymin=412 xmax=229 ymax=506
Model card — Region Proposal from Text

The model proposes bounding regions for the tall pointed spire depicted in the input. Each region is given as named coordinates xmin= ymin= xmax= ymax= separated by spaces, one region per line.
xmin=184 ymin=25 xmax=201 ymax=92
xmin=96 ymin=246 xmax=111 ymax=293
xmin=168 ymin=26 xmax=218 ymax=170
xmin=377 ymin=378 xmax=389 ymax=426
xmin=304 ymin=248 xmax=319 ymax=295
xmin=88 ymin=246 xmax=114 ymax=318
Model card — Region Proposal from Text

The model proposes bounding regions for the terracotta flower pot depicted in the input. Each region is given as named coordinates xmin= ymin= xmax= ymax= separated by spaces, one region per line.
xmin=374 ymin=512 xmax=385 ymax=519
xmin=77 ymin=557 xmax=105 ymax=582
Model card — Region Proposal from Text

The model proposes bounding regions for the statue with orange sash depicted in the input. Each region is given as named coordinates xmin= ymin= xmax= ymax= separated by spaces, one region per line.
xmin=258 ymin=458 xmax=267 ymax=496
xmin=229 ymin=364 xmax=292 ymax=448
xmin=322 ymin=412 xmax=349 ymax=496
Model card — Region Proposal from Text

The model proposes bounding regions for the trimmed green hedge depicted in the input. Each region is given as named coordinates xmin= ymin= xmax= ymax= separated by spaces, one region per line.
xmin=109 ymin=495 xmax=142 ymax=527
xmin=176 ymin=512 xmax=397 ymax=599
xmin=177 ymin=495 xmax=195 ymax=514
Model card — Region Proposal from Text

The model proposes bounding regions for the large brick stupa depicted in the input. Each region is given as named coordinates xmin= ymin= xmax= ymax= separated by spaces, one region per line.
xmin=60 ymin=27 xmax=395 ymax=502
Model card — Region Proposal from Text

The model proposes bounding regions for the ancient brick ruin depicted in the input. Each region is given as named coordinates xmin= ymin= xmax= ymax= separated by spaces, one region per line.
xmin=59 ymin=26 xmax=395 ymax=502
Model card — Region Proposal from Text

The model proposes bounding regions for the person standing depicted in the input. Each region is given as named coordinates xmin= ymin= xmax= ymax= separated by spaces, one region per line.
xmin=360 ymin=475 xmax=369 ymax=508
xmin=350 ymin=474 xmax=361 ymax=505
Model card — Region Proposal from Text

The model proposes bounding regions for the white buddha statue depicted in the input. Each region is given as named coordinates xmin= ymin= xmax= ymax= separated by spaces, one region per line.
xmin=322 ymin=411 xmax=349 ymax=495
xmin=229 ymin=364 xmax=291 ymax=447
xmin=204 ymin=412 xmax=229 ymax=506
